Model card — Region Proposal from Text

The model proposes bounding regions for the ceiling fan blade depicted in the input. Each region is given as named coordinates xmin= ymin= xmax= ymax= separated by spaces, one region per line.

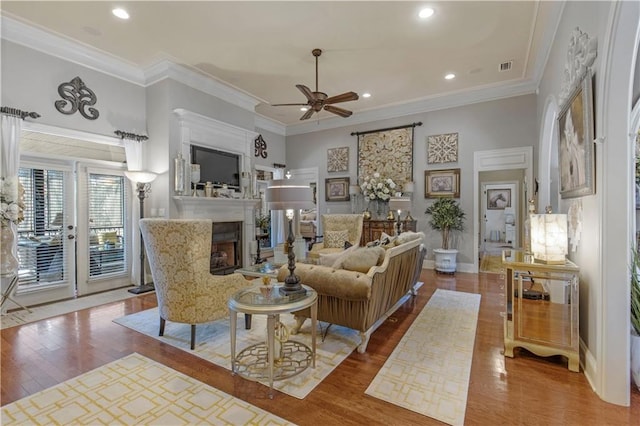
xmin=270 ymin=103 xmax=309 ymax=107
xmin=300 ymin=109 xmax=315 ymax=120
xmin=296 ymin=84 xmax=317 ymax=102
xmin=325 ymin=91 xmax=359 ymax=105
xmin=324 ymin=105 xmax=353 ymax=118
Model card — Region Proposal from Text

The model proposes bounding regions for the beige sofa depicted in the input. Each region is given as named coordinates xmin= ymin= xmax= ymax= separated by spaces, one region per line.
xmin=278 ymin=232 xmax=426 ymax=353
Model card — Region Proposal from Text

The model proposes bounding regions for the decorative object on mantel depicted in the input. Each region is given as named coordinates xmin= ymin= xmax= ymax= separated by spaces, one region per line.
xmin=190 ymin=164 xmax=201 ymax=196
xmin=353 ymin=122 xmax=420 ymax=186
xmin=54 ymin=76 xmax=99 ymax=120
xmin=255 ymin=134 xmax=267 ymax=158
xmin=327 ymin=147 xmax=349 ymax=172
xmin=174 ymin=152 xmax=186 ymax=195
xmin=427 ymin=132 xmax=458 ymax=164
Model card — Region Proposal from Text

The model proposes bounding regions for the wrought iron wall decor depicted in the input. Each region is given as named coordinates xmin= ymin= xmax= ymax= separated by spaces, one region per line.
xmin=54 ymin=76 xmax=99 ymax=120
xmin=255 ymin=134 xmax=267 ymax=158
xmin=0 ymin=107 xmax=40 ymax=120
xmin=427 ymin=132 xmax=458 ymax=164
xmin=114 ymin=130 xmax=149 ymax=142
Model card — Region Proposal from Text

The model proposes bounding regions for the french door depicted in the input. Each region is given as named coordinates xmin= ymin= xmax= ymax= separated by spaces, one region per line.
xmin=14 ymin=159 xmax=131 ymax=307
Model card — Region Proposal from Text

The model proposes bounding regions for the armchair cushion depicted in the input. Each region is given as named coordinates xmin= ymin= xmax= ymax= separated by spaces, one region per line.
xmin=324 ymin=230 xmax=349 ymax=248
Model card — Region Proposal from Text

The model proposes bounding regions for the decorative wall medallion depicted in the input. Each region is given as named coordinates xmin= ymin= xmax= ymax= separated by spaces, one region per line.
xmin=327 ymin=147 xmax=349 ymax=172
xmin=558 ymin=27 xmax=597 ymax=105
xmin=54 ymin=76 xmax=99 ymax=120
xmin=254 ymin=134 xmax=267 ymax=158
xmin=427 ymin=132 xmax=458 ymax=164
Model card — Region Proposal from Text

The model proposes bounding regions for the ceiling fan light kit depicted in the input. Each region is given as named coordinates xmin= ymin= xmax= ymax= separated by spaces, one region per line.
xmin=271 ymin=48 xmax=359 ymax=120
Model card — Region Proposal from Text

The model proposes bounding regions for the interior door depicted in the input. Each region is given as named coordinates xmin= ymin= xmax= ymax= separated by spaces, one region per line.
xmin=76 ymin=164 xmax=132 ymax=295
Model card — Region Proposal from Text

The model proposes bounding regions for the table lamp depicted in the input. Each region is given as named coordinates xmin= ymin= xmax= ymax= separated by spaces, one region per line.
xmin=349 ymin=185 xmax=361 ymax=213
xmin=389 ymin=197 xmax=412 ymax=236
xmin=266 ymin=179 xmax=313 ymax=296
xmin=530 ymin=214 xmax=568 ymax=264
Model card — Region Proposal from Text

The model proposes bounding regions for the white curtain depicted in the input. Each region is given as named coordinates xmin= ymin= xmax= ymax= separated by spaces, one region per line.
xmin=123 ymin=139 xmax=143 ymax=171
xmin=271 ymin=168 xmax=286 ymax=246
xmin=0 ymin=114 xmax=22 ymax=284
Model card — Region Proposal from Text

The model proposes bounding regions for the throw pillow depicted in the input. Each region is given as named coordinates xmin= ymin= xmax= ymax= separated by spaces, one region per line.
xmin=340 ymin=246 xmax=386 ymax=273
xmin=319 ymin=244 xmax=358 ymax=268
xmin=395 ymin=231 xmax=425 ymax=246
xmin=324 ymin=230 xmax=349 ymax=248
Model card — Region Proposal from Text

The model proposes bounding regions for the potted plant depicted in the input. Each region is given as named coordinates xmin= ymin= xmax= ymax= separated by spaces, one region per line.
xmin=255 ymin=213 xmax=270 ymax=234
xmin=631 ymin=247 xmax=640 ymax=390
xmin=425 ymin=198 xmax=466 ymax=273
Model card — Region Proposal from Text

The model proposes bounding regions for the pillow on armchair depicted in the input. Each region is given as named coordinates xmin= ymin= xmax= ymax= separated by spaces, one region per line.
xmin=324 ymin=230 xmax=349 ymax=248
xmin=340 ymin=246 xmax=386 ymax=273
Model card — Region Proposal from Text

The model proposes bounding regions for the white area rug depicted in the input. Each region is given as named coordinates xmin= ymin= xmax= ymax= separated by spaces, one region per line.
xmin=365 ymin=289 xmax=481 ymax=426
xmin=1 ymin=287 xmax=144 ymax=329
xmin=114 ymin=308 xmax=359 ymax=399
xmin=1 ymin=353 xmax=293 ymax=425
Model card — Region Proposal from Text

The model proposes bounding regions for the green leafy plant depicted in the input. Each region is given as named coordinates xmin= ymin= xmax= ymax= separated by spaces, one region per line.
xmin=256 ymin=213 xmax=270 ymax=231
xmin=425 ymin=198 xmax=465 ymax=250
xmin=632 ymin=247 xmax=640 ymax=335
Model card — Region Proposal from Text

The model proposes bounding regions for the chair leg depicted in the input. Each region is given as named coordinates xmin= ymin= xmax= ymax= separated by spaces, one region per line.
xmin=191 ymin=324 xmax=196 ymax=350
xmin=244 ymin=313 xmax=252 ymax=329
xmin=159 ymin=317 xmax=165 ymax=336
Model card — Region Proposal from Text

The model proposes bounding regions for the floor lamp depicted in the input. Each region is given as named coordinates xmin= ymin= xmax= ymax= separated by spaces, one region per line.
xmin=266 ymin=179 xmax=313 ymax=296
xmin=124 ymin=171 xmax=157 ymax=294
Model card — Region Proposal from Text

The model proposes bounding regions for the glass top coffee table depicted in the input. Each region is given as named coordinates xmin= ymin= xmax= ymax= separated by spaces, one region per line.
xmin=228 ymin=283 xmax=317 ymax=398
xmin=234 ymin=262 xmax=282 ymax=278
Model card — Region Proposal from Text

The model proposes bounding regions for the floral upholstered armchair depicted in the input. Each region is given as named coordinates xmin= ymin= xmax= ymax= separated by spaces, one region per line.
xmin=308 ymin=214 xmax=364 ymax=259
xmin=139 ymin=219 xmax=252 ymax=349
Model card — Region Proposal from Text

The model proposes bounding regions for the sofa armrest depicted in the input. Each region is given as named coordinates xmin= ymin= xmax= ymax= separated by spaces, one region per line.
xmin=277 ymin=263 xmax=371 ymax=301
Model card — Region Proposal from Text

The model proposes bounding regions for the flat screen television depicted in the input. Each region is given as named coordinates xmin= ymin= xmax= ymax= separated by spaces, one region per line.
xmin=190 ymin=145 xmax=240 ymax=190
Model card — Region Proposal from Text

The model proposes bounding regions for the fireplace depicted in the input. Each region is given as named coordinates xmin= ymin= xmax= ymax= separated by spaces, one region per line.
xmin=210 ymin=222 xmax=242 ymax=275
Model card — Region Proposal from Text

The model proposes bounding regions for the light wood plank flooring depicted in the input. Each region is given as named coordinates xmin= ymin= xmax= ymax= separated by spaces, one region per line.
xmin=1 ymin=270 xmax=638 ymax=425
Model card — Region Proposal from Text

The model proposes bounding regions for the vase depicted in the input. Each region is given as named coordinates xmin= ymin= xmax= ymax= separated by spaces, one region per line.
xmin=0 ymin=223 xmax=19 ymax=276
xmin=374 ymin=200 xmax=389 ymax=219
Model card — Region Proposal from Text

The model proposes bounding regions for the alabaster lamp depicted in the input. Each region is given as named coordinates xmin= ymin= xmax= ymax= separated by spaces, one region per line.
xmin=266 ymin=179 xmax=313 ymax=296
xmin=389 ymin=196 xmax=412 ymax=236
xmin=349 ymin=184 xmax=361 ymax=213
xmin=124 ymin=170 xmax=158 ymax=294
xmin=530 ymin=214 xmax=568 ymax=264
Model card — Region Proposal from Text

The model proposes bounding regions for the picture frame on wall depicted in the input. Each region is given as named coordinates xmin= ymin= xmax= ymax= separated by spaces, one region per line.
xmin=325 ymin=177 xmax=350 ymax=202
xmin=327 ymin=147 xmax=349 ymax=172
xmin=424 ymin=168 xmax=460 ymax=198
xmin=487 ymin=188 xmax=511 ymax=210
xmin=558 ymin=68 xmax=595 ymax=199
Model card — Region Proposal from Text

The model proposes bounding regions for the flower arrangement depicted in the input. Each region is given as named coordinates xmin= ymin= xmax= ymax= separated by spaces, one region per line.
xmin=1 ymin=176 xmax=25 ymax=226
xmin=360 ymin=172 xmax=397 ymax=202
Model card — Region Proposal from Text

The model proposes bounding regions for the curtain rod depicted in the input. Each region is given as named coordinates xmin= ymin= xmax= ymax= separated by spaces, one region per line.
xmin=350 ymin=122 xmax=422 ymax=137
xmin=114 ymin=130 xmax=149 ymax=142
xmin=0 ymin=107 xmax=40 ymax=120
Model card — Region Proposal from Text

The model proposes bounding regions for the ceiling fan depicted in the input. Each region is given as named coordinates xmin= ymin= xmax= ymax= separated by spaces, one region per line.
xmin=271 ymin=48 xmax=359 ymax=120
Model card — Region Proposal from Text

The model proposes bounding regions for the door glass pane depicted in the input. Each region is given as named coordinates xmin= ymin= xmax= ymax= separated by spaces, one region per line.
xmin=16 ymin=167 xmax=65 ymax=288
xmin=88 ymin=173 xmax=125 ymax=277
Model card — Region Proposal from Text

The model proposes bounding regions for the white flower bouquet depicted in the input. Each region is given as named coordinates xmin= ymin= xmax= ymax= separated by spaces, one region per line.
xmin=360 ymin=172 xmax=397 ymax=202
xmin=1 ymin=176 xmax=25 ymax=226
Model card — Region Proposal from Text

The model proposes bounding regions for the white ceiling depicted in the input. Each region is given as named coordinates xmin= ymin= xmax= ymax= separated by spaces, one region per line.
xmin=1 ymin=1 xmax=556 ymax=128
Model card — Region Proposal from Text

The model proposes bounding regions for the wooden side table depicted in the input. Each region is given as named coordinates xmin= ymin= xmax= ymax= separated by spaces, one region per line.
xmin=361 ymin=219 xmax=417 ymax=245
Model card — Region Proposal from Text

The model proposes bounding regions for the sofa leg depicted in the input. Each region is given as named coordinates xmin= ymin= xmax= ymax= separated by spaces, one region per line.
xmin=159 ymin=317 xmax=165 ymax=336
xmin=291 ymin=316 xmax=306 ymax=335
xmin=357 ymin=332 xmax=370 ymax=354
xmin=190 ymin=324 xmax=196 ymax=350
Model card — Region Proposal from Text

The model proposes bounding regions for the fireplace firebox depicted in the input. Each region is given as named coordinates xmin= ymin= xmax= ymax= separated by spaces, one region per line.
xmin=210 ymin=222 xmax=242 ymax=275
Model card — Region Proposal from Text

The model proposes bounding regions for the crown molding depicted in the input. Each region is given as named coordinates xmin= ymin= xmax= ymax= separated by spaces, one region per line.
xmin=0 ymin=15 xmax=145 ymax=85
xmin=144 ymin=60 xmax=262 ymax=112
xmin=528 ymin=0 xmax=566 ymax=88
xmin=285 ymin=79 xmax=538 ymax=136
xmin=254 ymin=114 xmax=286 ymax=136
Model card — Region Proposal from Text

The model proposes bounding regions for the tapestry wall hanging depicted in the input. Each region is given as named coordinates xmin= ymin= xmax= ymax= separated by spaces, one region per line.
xmin=427 ymin=132 xmax=458 ymax=164
xmin=357 ymin=127 xmax=414 ymax=186
xmin=327 ymin=147 xmax=349 ymax=172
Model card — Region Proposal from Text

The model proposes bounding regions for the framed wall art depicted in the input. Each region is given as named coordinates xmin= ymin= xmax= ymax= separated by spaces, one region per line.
xmin=327 ymin=147 xmax=349 ymax=172
xmin=357 ymin=127 xmax=413 ymax=185
xmin=325 ymin=177 xmax=350 ymax=202
xmin=427 ymin=132 xmax=458 ymax=164
xmin=487 ymin=188 xmax=511 ymax=210
xmin=557 ymin=68 xmax=594 ymax=199
xmin=424 ymin=168 xmax=460 ymax=198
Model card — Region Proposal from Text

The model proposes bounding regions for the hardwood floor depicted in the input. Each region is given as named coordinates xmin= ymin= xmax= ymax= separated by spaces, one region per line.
xmin=2 ymin=270 xmax=639 ymax=425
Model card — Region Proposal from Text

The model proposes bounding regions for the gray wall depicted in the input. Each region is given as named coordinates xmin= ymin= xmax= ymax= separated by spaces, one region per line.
xmin=286 ymin=94 xmax=537 ymax=265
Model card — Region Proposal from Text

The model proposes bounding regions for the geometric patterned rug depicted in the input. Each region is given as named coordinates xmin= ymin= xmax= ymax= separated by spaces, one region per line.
xmin=0 ymin=353 xmax=294 ymax=425
xmin=114 ymin=308 xmax=360 ymax=400
xmin=365 ymin=289 xmax=481 ymax=426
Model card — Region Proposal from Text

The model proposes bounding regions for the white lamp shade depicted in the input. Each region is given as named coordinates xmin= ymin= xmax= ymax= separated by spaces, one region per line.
xmin=265 ymin=179 xmax=314 ymax=210
xmin=530 ymin=214 xmax=568 ymax=264
xmin=403 ymin=182 xmax=415 ymax=194
xmin=389 ymin=197 xmax=412 ymax=212
xmin=124 ymin=170 xmax=157 ymax=183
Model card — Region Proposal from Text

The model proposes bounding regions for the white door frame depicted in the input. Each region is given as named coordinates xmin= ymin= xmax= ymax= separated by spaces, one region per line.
xmin=473 ymin=147 xmax=533 ymax=272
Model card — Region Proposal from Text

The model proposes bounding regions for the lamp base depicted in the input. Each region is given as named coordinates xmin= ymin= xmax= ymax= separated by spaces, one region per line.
xmin=128 ymin=283 xmax=155 ymax=294
xmin=279 ymin=282 xmax=306 ymax=297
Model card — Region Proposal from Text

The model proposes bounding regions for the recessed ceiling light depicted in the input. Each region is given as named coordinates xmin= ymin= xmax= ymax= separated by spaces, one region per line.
xmin=418 ymin=8 xmax=434 ymax=19
xmin=300 ymin=107 xmax=309 ymax=111
xmin=445 ymin=73 xmax=456 ymax=80
xmin=362 ymin=93 xmax=371 ymax=98
xmin=112 ymin=8 xmax=130 ymax=20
